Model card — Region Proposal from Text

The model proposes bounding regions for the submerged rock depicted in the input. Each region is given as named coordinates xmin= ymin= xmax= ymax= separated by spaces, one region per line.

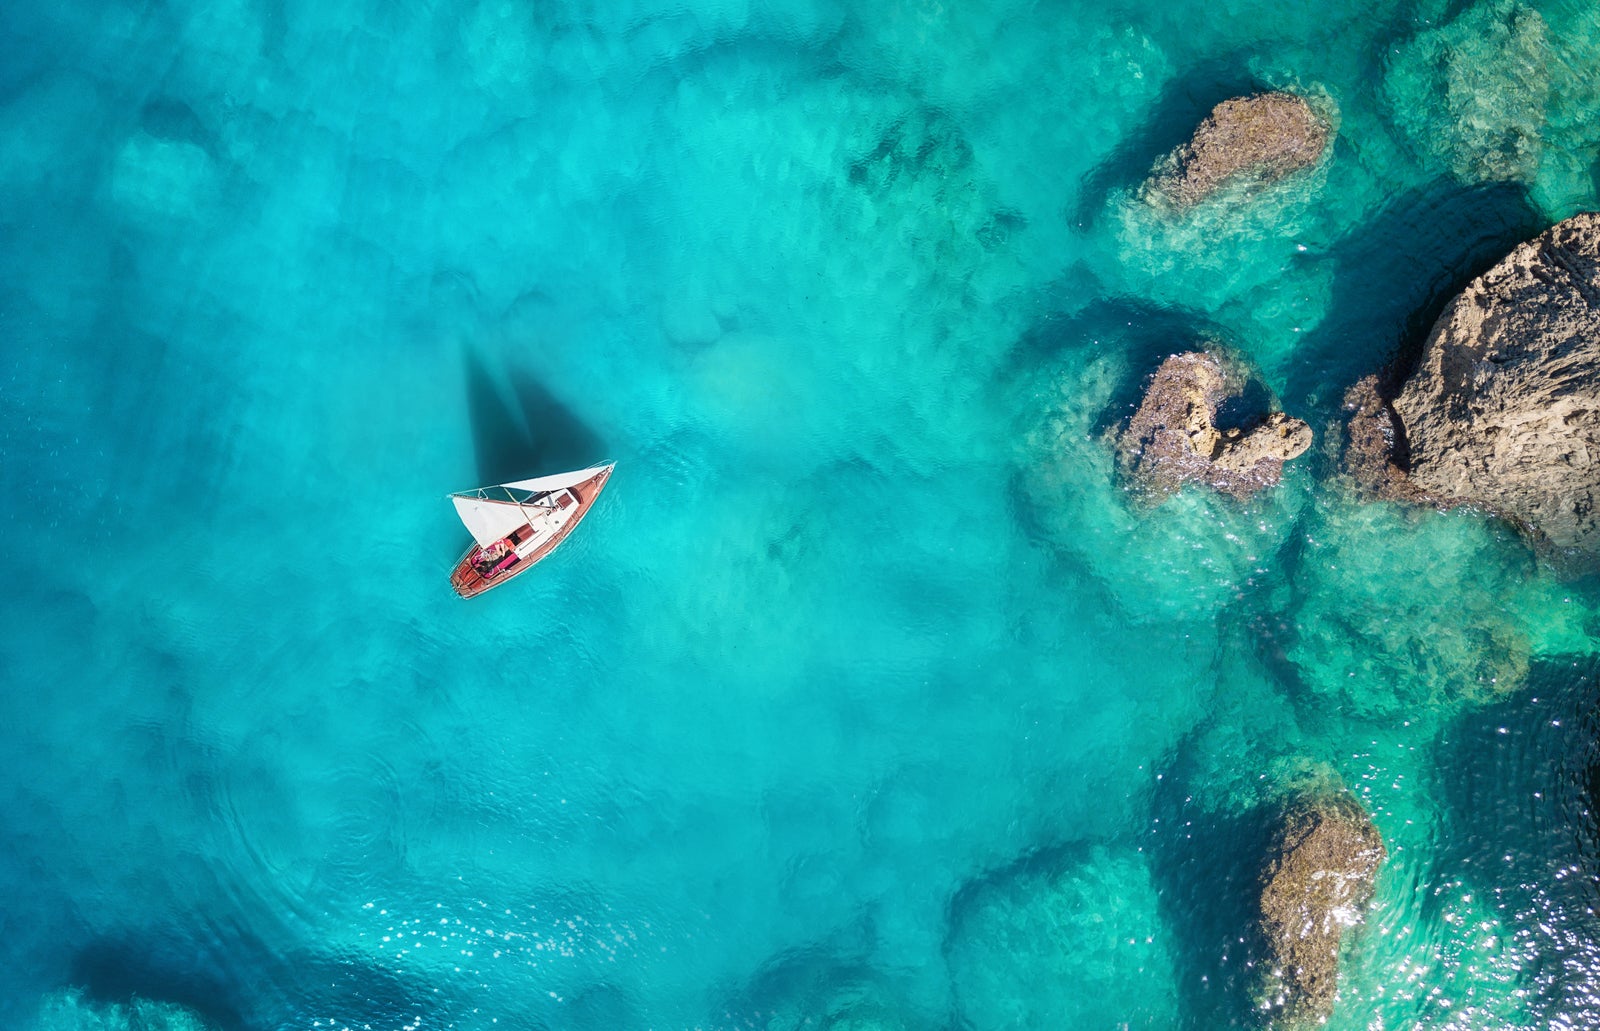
xmin=1277 ymin=498 xmax=1532 ymax=724
xmin=1255 ymin=791 xmax=1385 ymax=1026
xmin=1384 ymin=0 xmax=1549 ymax=184
xmin=29 ymin=989 xmax=220 ymax=1031
xmin=1117 ymin=351 xmax=1312 ymax=500
xmin=1141 ymin=92 xmax=1330 ymax=211
xmin=739 ymin=968 xmax=910 ymax=1031
xmin=1018 ymin=335 xmax=1309 ymax=625
xmin=1345 ymin=212 xmax=1600 ymax=566
xmin=946 ymin=846 xmax=1179 ymax=1029
xmin=109 ymin=130 xmax=219 ymax=226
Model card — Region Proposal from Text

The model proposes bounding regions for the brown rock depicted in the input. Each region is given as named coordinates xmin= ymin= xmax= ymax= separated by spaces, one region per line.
xmin=1344 ymin=212 xmax=1600 ymax=565
xmin=1142 ymin=92 xmax=1330 ymax=211
xmin=1341 ymin=375 xmax=1437 ymax=505
xmin=1117 ymin=351 xmax=1312 ymax=500
xmin=1255 ymin=791 xmax=1386 ymax=1026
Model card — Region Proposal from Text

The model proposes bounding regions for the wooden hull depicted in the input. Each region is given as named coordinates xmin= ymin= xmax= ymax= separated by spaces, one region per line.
xmin=449 ymin=465 xmax=613 ymax=599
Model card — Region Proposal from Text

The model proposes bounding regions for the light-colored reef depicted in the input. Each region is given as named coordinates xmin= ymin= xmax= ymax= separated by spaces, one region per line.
xmin=1277 ymin=499 xmax=1533 ymax=723
xmin=1384 ymin=0 xmax=1550 ymax=183
xmin=1381 ymin=0 xmax=1600 ymax=210
xmin=27 ymin=989 xmax=218 ymax=1031
xmin=945 ymin=845 xmax=1179 ymax=1029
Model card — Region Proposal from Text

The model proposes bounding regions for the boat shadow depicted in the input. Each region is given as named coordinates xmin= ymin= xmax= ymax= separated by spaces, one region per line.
xmin=1144 ymin=739 xmax=1278 ymax=1030
xmin=464 ymin=349 xmax=608 ymax=489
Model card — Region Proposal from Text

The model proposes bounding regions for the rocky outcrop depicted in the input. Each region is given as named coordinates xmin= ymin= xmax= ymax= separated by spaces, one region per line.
xmin=1345 ymin=212 xmax=1600 ymax=565
xmin=1342 ymin=375 xmax=1432 ymax=504
xmin=1255 ymin=791 xmax=1386 ymax=1026
xmin=1142 ymin=92 xmax=1330 ymax=211
xmin=1117 ymin=351 xmax=1312 ymax=499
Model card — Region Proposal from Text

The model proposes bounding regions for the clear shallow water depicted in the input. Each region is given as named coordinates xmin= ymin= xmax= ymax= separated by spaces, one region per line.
xmin=6 ymin=0 xmax=1600 ymax=1028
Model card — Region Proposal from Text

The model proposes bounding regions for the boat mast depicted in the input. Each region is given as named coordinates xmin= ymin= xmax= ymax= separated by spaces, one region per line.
xmin=502 ymin=487 xmax=555 ymax=532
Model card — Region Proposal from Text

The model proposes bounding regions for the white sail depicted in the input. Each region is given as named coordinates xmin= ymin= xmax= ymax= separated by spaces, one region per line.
xmin=450 ymin=463 xmax=614 ymax=548
xmin=502 ymin=464 xmax=613 ymax=495
xmin=451 ymin=496 xmax=533 ymax=549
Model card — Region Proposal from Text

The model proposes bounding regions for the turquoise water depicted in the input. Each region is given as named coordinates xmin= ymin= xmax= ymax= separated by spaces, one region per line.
xmin=7 ymin=0 xmax=1600 ymax=1028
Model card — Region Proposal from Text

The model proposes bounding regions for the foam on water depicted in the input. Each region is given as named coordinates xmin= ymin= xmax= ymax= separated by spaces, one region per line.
xmin=7 ymin=0 xmax=1600 ymax=1028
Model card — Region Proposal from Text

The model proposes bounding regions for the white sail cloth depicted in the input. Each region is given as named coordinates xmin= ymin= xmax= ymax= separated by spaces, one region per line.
xmin=451 ymin=496 xmax=531 ymax=549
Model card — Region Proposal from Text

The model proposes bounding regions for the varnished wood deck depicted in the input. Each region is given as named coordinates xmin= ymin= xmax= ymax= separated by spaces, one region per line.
xmin=449 ymin=465 xmax=613 ymax=599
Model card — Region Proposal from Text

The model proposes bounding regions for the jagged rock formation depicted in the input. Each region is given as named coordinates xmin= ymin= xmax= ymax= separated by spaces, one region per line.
xmin=1255 ymin=791 xmax=1386 ymax=1026
xmin=1117 ymin=351 xmax=1312 ymax=499
xmin=1345 ymin=212 xmax=1600 ymax=565
xmin=1342 ymin=375 xmax=1432 ymax=504
xmin=1142 ymin=92 xmax=1330 ymax=211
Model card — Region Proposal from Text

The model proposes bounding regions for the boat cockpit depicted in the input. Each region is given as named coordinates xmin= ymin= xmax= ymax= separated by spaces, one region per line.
xmin=467 ymin=489 xmax=579 ymax=579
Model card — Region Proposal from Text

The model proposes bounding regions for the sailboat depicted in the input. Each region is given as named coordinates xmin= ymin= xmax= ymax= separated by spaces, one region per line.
xmin=448 ymin=463 xmax=615 ymax=598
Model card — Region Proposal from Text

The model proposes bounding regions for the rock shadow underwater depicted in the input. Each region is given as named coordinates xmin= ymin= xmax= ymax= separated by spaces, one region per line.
xmin=1069 ymin=57 xmax=1273 ymax=229
xmin=1281 ymin=177 xmax=1542 ymax=415
xmin=717 ymin=946 xmax=916 ymax=1031
xmin=67 ymin=935 xmax=247 ymax=1031
xmin=65 ymin=932 xmax=436 ymax=1031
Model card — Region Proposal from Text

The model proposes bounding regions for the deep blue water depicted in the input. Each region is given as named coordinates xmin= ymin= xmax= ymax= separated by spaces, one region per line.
xmin=7 ymin=0 xmax=1600 ymax=1028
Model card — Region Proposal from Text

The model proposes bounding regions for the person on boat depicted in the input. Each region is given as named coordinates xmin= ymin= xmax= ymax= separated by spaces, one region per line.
xmin=473 ymin=539 xmax=509 ymax=575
